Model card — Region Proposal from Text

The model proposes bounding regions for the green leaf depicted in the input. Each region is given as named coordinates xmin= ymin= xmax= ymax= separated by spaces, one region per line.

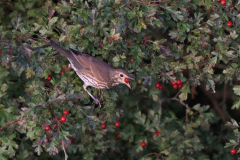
xmin=134 ymin=111 xmax=146 ymax=124
xmin=49 ymin=17 xmax=58 ymax=26
xmin=34 ymin=145 xmax=43 ymax=156
xmin=179 ymin=84 xmax=190 ymax=101
xmin=233 ymin=85 xmax=240 ymax=96
xmin=232 ymin=98 xmax=240 ymax=109
xmin=193 ymin=104 xmax=201 ymax=111
xmin=0 ymin=147 xmax=8 ymax=160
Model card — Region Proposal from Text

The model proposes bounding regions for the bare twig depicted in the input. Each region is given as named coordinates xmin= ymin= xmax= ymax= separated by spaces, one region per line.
xmin=136 ymin=101 xmax=140 ymax=110
xmin=62 ymin=139 xmax=68 ymax=160
xmin=119 ymin=1 xmax=130 ymax=8
xmin=200 ymin=84 xmax=229 ymax=124
xmin=223 ymin=84 xmax=227 ymax=103
xmin=159 ymin=102 xmax=162 ymax=120
xmin=0 ymin=118 xmax=21 ymax=132
xmin=171 ymin=97 xmax=189 ymax=109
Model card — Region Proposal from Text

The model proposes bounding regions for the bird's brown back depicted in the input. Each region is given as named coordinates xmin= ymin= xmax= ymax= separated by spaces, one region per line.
xmin=69 ymin=48 xmax=114 ymax=84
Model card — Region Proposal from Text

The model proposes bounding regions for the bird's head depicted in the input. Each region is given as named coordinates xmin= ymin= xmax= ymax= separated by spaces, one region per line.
xmin=112 ymin=69 xmax=134 ymax=89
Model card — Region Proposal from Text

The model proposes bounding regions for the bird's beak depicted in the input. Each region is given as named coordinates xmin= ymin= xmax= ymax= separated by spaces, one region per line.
xmin=129 ymin=76 xmax=135 ymax=80
xmin=126 ymin=76 xmax=134 ymax=89
xmin=126 ymin=83 xmax=131 ymax=89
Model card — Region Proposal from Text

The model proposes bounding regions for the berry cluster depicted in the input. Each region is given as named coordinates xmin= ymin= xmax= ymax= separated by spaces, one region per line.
xmin=43 ymin=109 xmax=74 ymax=143
xmin=43 ymin=109 xmax=68 ymax=129
xmin=155 ymin=82 xmax=163 ymax=90
xmin=46 ymin=70 xmax=65 ymax=81
xmin=172 ymin=79 xmax=182 ymax=89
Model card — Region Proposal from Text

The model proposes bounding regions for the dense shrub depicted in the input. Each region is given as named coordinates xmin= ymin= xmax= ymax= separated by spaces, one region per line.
xmin=1 ymin=0 xmax=240 ymax=159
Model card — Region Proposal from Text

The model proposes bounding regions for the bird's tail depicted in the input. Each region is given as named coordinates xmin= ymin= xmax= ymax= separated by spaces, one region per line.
xmin=49 ymin=40 xmax=72 ymax=58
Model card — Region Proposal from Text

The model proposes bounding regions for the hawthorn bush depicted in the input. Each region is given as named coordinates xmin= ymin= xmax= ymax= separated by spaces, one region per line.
xmin=1 ymin=0 xmax=240 ymax=159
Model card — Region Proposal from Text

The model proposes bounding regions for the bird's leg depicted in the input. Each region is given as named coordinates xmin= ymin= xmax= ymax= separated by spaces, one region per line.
xmin=83 ymin=84 xmax=102 ymax=108
xmin=100 ymin=89 xmax=103 ymax=101
xmin=97 ymin=89 xmax=103 ymax=101
xmin=68 ymin=64 xmax=72 ymax=70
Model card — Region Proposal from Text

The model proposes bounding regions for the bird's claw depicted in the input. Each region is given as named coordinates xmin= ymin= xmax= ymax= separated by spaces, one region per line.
xmin=94 ymin=98 xmax=102 ymax=108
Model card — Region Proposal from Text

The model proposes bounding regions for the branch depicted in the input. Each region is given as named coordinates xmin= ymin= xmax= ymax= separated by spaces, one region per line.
xmin=200 ymin=84 xmax=229 ymax=124
xmin=62 ymin=139 xmax=68 ymax=160
xmin=171 ymin=97 xmax=189 ymax=109
xmin=119 ymin=1 xmax=129 ymax=9
xmin=0 ymin=118 xmax=21 ymax=132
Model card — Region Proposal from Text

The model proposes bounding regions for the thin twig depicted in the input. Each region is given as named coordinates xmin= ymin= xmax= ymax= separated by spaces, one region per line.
xmin=223 ymin=84 xmax=227 ymax=103
xmin=0 ymin=118 xmax=21 ymax=132
xmin=171 ymin=97 xmax=189 ymax=109
xmin=159 ymin=102 xmax=162 ymax=120
xmin=119 ymin=1 xmax=130 ymax=8
xmin=136 ymin=101 xmax=140 ymax=110
xmin=62 ymin=139 xmax=68 ymax=160
xmin=200 ymin=84 xmax=229 ymax=124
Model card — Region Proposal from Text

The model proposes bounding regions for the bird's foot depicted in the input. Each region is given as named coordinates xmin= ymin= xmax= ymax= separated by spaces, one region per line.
xmin=93 ymin=98 xmax=102 ymax=108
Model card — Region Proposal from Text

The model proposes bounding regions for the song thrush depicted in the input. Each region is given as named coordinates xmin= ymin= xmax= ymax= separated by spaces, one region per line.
xmin=49 ymin=40 xmax=134 ymax=107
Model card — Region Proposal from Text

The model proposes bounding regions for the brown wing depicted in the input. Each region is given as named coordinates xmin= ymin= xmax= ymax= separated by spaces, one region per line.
xmin=69 ymin=48 xmax=112 ymax=82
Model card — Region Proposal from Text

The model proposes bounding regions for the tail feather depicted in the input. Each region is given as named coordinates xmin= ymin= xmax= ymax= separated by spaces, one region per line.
xmin=49 ymin=40 xmax=71 ymax=59
xmin=49 ymin=40 xmax=83 ymax=70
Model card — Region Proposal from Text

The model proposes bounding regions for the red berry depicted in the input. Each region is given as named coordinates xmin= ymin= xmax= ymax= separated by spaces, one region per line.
xmin=172 ymin=81 xmax=176 ymax=85
xmin=115 ymin=121 xmax=120 ymax=127
xmin=220 ymin=0 xmax=226 ymax=5
xmin=69 ymin=137 xmax=74 ymax=143
xmin=0 ymin=50 xmax=1 ymax=55
xmin=227 ymin=21 xmax=232 ymax=27
xmin=155 ymin=131 xmax=160 ymax=136
xmin=176 ymin=79 xmax=182 ymax=85
xmin=141 ymin=141 xmax=146 ymax=147
xmin=155 ymin=82 xmax=160 ymax=88
xmin=47 ymin=75 xmax=52 ymax=81
xmin=124 ymin=78 xmax=130 ymax=83
xmin=61 ymin=71 xmax=64 ymax=75
xmin=60 ymin=116 xmax=66 ymax=122
xmin=130 ymin=58 xmax=134 ymax=62
xmin=178 ymin=84 xmax=183 ymax=89
xmin=44 ymin=125 xmax=50 ymax=131
xmin=63 ymin=110 xmax=68 ymax=115
xmin=80 ymin=26 xmax=84 ymax=30
xmin=127 ymin=42 xmax=130 ymax=47
xmin=116 ymin=135 xmax=120 ymax=139
xmin=173 ymin=84 xmax=178 ymax=89
xmin=230 ymin=148 xmax=237 ymax=155
xmin=158 ymin=84 xmax=163 ymax=90
xmin=101 ymin=123 xmax=106 ymax=129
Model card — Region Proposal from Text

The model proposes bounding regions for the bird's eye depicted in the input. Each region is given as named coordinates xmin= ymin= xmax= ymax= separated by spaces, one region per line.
xmin=120 ymin=74 xmax=123 ymax=77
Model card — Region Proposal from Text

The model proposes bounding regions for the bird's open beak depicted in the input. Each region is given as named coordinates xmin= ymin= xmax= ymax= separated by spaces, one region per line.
xmin=126 ymin=76 xmax=134 ymax=89
xmin=129 ymin=76 xmax=135 ymax=80
xmin=126 ymin=83 xmax=132 ymax=89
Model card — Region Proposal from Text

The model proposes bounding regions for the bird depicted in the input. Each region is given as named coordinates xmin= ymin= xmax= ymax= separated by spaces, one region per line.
xmin=49 ymin=40 xmax=134 ymax=107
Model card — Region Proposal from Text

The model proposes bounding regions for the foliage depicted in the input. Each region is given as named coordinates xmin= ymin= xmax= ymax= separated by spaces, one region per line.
xmin=1 ymin=0 xmax=240 ymax=159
